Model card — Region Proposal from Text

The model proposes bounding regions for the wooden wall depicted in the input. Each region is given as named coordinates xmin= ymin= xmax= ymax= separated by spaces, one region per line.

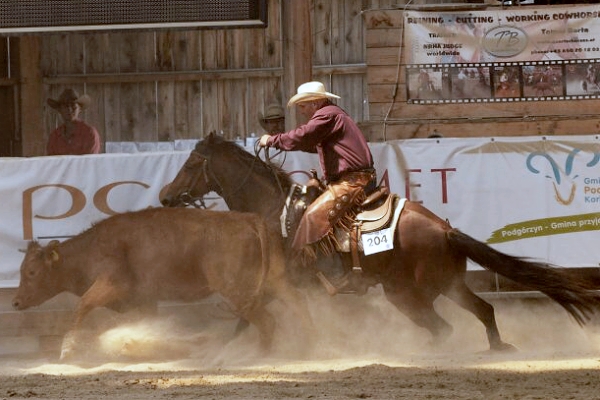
xmin=27 ymin=0 xmax=383 ymax=155
xmin=18 ymin=1 xmax=600 ymax=155
xmin=361 ymin=4 xmax=600 ymax=140
xmin=0 ymin=38 xmax=18 ymax=156
xmin=40 ymin=8 xmax=285 ymax=152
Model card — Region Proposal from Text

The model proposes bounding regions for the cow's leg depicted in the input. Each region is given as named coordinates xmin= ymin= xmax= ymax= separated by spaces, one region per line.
xmin=239 ymin=304 xmax=277 ymax=352
xmin=61 ymin=277 xmax=130 ymax=360
xmin=267 ymin=278 xmax=316 ymax=345
xmin=229 ymin=268 xmax=314 ymax=354
xmin=264 ymin=250 xmax=316 ymax=354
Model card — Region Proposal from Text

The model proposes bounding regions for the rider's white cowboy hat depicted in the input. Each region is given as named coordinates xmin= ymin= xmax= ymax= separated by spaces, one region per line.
xmin=287 ymin=81 xmax=341 ymax=106
xmin=47 ymin=88 xmax=91 ymax=110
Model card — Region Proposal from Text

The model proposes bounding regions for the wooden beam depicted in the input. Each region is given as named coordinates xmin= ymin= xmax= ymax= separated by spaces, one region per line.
xmin=359 ymin=117 xmax=600 ymax=141
xmin=282 ymin=0 xmax=312 ymax=128
xmin=42 ymin=64 xmax=366 ymax=86
xmin=313 ymin=64 xmax=367 ymax=75
xmin=0 ymin=78 xmax=17 ymax=86
xmin=18 ymin=36 xmax=44 ymax=157
xmin=44 ymin=67 xmax=284 ymax=85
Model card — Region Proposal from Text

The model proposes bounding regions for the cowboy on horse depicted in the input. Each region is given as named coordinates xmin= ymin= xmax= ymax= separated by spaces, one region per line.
xmin=161 ymin=123 xmax=600 ymax=352
xmin=259 ymin=81 xmax=376 ymax=295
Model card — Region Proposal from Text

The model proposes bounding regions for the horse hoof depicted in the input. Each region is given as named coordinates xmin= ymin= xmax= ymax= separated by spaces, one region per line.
xmin=490 ymin=342 xmax=518 ymax=353
xmin=59 ymin=348 xmax=75 ymax=362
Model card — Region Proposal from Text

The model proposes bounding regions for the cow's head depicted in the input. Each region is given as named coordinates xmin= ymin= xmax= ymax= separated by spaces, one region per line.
xmin=12 ymin=240 xmax=62 ymax=310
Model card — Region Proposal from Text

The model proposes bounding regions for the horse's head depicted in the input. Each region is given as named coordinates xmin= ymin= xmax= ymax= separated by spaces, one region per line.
xmin=160 ymin=133 xmax=223 ymax=207
xmin=161 ymin=131 xmax=293 ymax=224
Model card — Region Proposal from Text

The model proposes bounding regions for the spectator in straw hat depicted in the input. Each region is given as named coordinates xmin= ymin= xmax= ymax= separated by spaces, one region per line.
xmin=259 ymin=81 xmax=374 ymax=296
xmin=46 ymin=88 xmax=101 ymax=155
xmin=258 ymin=103 xmax=286 ymax=135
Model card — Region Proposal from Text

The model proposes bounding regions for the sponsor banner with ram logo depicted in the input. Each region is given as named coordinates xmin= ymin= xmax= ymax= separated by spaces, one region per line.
xmin=0 ymin=136 xmax=598 ymax=287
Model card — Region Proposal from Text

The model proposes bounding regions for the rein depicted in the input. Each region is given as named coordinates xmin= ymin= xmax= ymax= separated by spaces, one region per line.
xmin=186 ymin=149 xmax=263 ymax=204
xmin=256 ymin=145 xmax=288 ymax=198
xmin=175 ymin=143 xmax=290 ymax=209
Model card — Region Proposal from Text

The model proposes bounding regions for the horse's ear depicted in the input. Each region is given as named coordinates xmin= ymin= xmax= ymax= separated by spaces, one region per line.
xmin=206 ymin=131 xmax=225 ymax=144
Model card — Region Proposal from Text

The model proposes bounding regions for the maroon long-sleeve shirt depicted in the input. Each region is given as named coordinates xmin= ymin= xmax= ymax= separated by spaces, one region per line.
xmin=47 ymin=120 xmax=101 ymax=156
xmin=266 ymin=104 xmax=373 ymax=182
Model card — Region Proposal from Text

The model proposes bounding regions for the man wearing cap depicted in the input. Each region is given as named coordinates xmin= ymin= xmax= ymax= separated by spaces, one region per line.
xmin=46 ymin=88 xmax=101 ymax=155
xmin=259 ymin=81 xmax=375 ymax=295
xmin=258 ymin=103 xmax=286 ymax=135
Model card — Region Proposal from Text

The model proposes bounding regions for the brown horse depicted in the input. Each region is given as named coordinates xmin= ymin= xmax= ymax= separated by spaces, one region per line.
xmin=161 ymin=132 xmax=600 ymax=352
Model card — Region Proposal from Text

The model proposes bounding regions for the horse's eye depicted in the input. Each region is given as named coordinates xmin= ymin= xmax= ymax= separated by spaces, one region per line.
xmin=184 ymin=160 xmax=200 ymax=170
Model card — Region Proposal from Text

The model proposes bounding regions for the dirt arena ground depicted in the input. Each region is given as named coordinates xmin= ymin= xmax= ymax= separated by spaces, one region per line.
xmin=2 ymin=287 xmax=600 ymax=399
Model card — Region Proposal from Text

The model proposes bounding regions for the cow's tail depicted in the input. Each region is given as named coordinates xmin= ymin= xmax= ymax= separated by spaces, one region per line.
xmin=231 ymin=219 xmax=272 ymax=337
xmin=446 ymin=229 xmax=600 ymax=326
xmin=253 ymin=218 xmax=272 ymax=306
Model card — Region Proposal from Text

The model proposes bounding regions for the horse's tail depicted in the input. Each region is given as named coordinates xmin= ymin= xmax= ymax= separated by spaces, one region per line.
xmin=446 ymin=229 xmax=600 ymax=326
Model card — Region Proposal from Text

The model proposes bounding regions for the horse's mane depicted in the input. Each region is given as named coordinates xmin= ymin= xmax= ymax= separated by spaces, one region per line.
xmin=198 ymin=135 xmax=295 ymax=189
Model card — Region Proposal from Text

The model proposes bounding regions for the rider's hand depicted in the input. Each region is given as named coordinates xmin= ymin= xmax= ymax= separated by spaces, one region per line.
xmin=259 ymin=134 xmax=271 ymax=148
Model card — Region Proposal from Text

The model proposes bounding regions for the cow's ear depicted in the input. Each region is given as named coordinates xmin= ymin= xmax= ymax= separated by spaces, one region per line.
xmin=46 ymin=240 xmax=61 ymax=264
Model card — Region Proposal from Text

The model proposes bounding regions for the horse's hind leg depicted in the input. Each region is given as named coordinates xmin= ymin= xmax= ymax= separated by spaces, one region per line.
xmin=383 ymin=284 xmax=453 ymax=346
xmin=445 ymin=281 xmax=517 ymax=352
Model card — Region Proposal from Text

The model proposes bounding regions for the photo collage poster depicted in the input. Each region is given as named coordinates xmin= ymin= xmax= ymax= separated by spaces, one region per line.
xmin=404 ymin=5 xmax=600 ymax=103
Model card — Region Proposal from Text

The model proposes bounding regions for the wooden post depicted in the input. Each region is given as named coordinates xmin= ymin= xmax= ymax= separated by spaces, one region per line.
xmin=18 ymin=36 xmax=44 ymax=156
xmin=282 ymin=0 xmax=312 ymax=128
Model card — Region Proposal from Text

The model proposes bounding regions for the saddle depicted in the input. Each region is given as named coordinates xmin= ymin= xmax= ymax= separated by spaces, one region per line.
xmin=281 ymin=177 xmax=406 ymax=271
xmin=333 ymin=190 xmax=406 ymax=272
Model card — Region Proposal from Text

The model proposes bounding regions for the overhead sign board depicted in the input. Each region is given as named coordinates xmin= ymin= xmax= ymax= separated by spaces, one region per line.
xmin=0 ymin=0 xmax=268 ymax=34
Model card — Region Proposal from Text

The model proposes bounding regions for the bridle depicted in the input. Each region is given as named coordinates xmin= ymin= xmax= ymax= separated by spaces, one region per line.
xmin=175 ymin=152 xmax=212 ymax=208
xmin=174 ymin=148 xmax=266 ymax=208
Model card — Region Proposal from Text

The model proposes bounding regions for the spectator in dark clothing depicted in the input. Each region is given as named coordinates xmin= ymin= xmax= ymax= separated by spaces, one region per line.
xmin=258 ymin=103 xmax=286 ymax=135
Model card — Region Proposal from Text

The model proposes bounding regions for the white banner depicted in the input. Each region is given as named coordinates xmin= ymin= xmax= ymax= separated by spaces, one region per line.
xmin=0 ymin=136 xmax=599 ymax=287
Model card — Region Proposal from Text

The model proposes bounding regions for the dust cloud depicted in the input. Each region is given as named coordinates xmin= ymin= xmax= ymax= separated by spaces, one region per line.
xmin=2 ymin=284 xmax=599 ymax=376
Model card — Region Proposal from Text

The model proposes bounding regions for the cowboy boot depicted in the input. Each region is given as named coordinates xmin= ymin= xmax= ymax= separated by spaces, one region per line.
xmin=315 ymin=253 xmax=368 ymax=296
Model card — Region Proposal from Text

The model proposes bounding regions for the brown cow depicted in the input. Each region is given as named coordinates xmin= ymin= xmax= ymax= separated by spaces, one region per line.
xmin=12 ymin=207 xmax=314 ymax=360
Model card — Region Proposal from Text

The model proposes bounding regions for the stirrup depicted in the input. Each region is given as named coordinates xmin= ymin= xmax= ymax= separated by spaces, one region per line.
xmin=316 ymin=271 xmax=346 ymax=296
xmin=316 ymin=271 xmax=367 ymax=296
